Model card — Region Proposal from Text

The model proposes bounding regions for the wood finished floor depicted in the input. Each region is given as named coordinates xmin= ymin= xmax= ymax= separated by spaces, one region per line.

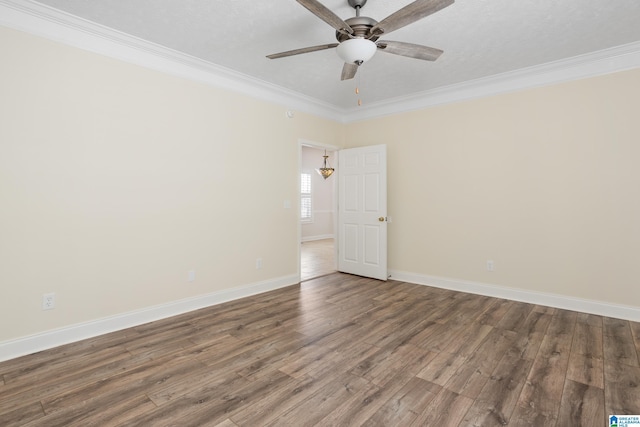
xmin=1 ymin=273 xmax=639 ymax=426
xmin=300 ymin=238 xmax=335 ymax=281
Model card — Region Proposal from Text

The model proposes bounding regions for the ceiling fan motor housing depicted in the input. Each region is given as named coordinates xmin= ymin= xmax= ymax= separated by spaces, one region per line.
xmin=335 ymin=16 xmax=380 ymax=42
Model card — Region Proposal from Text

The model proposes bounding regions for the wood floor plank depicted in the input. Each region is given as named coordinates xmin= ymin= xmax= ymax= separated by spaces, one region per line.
xmin=362 ymin=377 xmax=440 ymax=426
xmin=416 ymin=351 xmax=467 ymax=386
xmin=0 ymin=402 xmax=45 ymax=426
xmin=576 ymin=312 xmax=603 ymax=327
xmin=632 ymin=321 xmax=640 ymax=364
xmin=444 ymin=328 xmax=517 ymax=399
xmin=315 ymin=370 xmax=429 ymax=426
xmin=234 ymin=345 xmax=299 ymax=382
xmin=533 ymin=304 xmax=557 ymax=315
xmin=0 ymin=328 xmax=137 ymax=378
xmin=147 ymin=359 xmax=249 ymax=406
xmin=434 ymin=294 xmax=496 ymax=328
xmin=358 ymin=305 xmax=436 ymax=350
xmin=187 ymin=371 xmax=312 ymax=427
xmin=511 ymin=323 xmax=573 ymax=426
xmin=263 ymin=373 xmax=370 ymax=427
xmin=279 ymin=343 xmax=346 ymax=379
xmin=567 ymin=351 xmax=604 ymax=388
xmin=0 ymin=351 xmax=153 ymax=416
xmin=547 ymin=309 xmax=578 ymax=337
xmin=475 ymin=299 xmax=515 ymax=326
xmin=22 ymin=395 xmax=157 ymax=427
xmin=314 ymin=382 xmax=389 ymax=426
xmin=604 ymin=359 xmax=640 ymax=416
xmin=229 ymin=374 xmax=335 ymax=426
xmin=210 ymin=420 xmax=239 ymax=427
xmin=505 ymin=308 xmax=552 ymax=361
xmin=350 ymin=343 xmax=437 ymax=388
xmin=40 ymin=346 xmax=209 ymax=414
xmin=557 ymin=379 xmax=605 ymax=427
xmin=1 ymin=272 xmax=638 ymax=426
xmin=517 ymin=310 xmax=553 ymax=335
xmin=69 ymin=394 xmax=157 ymax=427
xmin=2 ymin=345 xmax=131 ymax=386
xmin=409 ymin=388 xmax=474 ymax=427
xmin=441 ymin=323 xmax=493 ymax=358
xmin=573 ymin=322 xmax=604 ymax=359
xmin=510 ymin=330 xmax=546 ymax=361
xmin=408 ymin=321 xmax=465 ymax=353
xmin=460 ymin=350 xmax=533 ymax=426
xmin=121 ymin=371 xmax=268 ymax=427
xmin=603 ymin=317 xmax=640 ymax=367
xmin=496 ymin=301 xmax=535 ymax=332
xmin=195 ymin=333 xmax=285 ymax=368
xmin=295 ymin=341 xmax=380 ymax=381
xmin=428 ymin=293 xmax=493 ymax=326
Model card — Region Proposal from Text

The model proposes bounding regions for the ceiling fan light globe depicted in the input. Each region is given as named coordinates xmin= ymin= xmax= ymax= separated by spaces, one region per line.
xmin=336 ymin=38 xmax=377 ymax=64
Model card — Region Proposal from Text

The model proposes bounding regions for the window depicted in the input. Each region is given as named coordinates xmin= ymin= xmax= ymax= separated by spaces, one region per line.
xmin=301 ymin=172 xmax=312 ymax=222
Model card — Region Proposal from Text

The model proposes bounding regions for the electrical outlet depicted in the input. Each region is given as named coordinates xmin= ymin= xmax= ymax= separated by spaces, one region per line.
xmin=486 ymin=260 xmax=495 ymax=272
xmin=256 ymin=258 xmax=262 ymax=269
xmin=188 ymin=270 xmax=196 ymax=282
xmin=42 ymin=293 xmax=55 ymax=310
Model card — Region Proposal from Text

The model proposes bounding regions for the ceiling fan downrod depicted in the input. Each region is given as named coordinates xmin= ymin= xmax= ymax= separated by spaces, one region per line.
xmin=348 ymin=0 xmax=367 ymax=17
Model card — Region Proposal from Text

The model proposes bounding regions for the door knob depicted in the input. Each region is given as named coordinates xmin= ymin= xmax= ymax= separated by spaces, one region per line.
xmin=379 ymin=217 xmax=385 ymax=222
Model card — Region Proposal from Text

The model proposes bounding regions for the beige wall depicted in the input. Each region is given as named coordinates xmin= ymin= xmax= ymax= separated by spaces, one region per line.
xmin=2 ymin=23 xmax=639 ymax=346
xmin=0 ymin=26 xmax=344 ymax=342
xmin=345 ymin=68 xmax=640 ymax=307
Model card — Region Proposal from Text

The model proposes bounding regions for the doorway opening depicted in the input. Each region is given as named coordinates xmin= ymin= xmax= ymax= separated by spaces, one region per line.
xmin=299 ymin=142 xmax=338 ymax=281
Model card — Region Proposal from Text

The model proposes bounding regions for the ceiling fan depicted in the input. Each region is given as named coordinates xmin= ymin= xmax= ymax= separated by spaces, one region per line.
xmin=267 ymin=0 xmax=454 ymax=80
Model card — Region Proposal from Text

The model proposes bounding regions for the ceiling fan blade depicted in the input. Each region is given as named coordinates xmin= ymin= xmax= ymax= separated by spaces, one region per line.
xmin=377 ymin=40 xmax=443 ymax=61
xmin=267 ymin=43 xmax=339 ymax=59
xmin=341 ymin=63 xmax=358 ymax=80
xmin=297 ymin=0 xmax=354 ymax=35
xmin=370 ymin=0 xmax=454 ymax=36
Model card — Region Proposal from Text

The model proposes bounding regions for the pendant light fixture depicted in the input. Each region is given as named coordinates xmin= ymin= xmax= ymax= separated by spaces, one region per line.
xmin=316 ymin=150 xmax=335 ymax=180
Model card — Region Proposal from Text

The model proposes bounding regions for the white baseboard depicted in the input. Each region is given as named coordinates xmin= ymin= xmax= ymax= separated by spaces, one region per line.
xmin=301 ymin=234 xmax=334 ymax=242
xmin=389 ymin=270 xmax=640 ymax=322
xmin=4 ymin=271 xmax=637 ymax=362
xmin=0 ymin=274 xmax=299 ymax=362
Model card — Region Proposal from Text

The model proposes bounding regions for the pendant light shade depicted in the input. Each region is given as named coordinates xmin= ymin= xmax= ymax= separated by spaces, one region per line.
xmin=316 ymin=150 xmax=335 ymax=180
xmin=336 ymin=38 xmax=377 ymax=64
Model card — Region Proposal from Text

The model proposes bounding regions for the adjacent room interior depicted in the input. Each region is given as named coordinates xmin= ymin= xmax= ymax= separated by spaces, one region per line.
xmin=300 ymin=145 xmax=337 ymax=281
xmin=1 ymin=0 xmax=639 ymax=425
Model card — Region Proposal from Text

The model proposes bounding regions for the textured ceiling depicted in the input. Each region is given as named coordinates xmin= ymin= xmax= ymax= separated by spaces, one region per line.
xmin=26 ymin=0 xmax=640 ymax=109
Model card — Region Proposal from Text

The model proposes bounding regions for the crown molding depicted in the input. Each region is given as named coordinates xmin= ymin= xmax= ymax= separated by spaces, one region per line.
xmin=347 ymin=40 xmax=640 ymax=122
xmin=0 ymin=0 xmax=347 ymax=122
xmin=1 ymin=0 xmax=639 ymax=124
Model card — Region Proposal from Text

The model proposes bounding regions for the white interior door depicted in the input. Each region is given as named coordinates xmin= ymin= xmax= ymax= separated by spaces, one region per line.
xmin=337 ymin=144 xmax=387 ymax=281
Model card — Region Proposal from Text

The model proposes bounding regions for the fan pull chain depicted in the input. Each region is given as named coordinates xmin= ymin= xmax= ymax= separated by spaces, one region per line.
xmin=356 ymin=70 xmax=362 ymax=106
